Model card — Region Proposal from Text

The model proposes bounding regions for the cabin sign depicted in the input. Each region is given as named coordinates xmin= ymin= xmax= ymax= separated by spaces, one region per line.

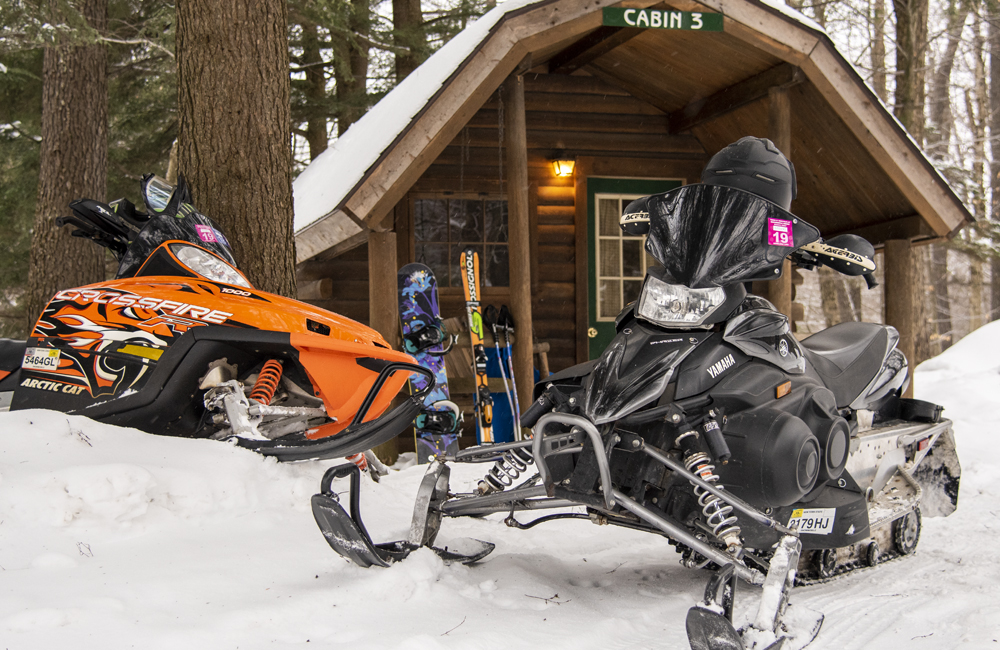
xmin=602 ymin=8 xmax=724 ymax=31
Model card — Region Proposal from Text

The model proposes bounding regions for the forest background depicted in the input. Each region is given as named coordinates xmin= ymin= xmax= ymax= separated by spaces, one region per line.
xmin=0 ymin=0 xmax=997 ymax=367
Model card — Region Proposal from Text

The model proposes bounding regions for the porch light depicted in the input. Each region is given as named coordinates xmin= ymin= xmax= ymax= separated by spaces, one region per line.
xmin=552 ymin=158 xmax=576 ymax=177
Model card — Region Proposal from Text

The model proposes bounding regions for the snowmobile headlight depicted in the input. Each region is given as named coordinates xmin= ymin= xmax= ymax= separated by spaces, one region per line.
xmin=636 ymin=275 xmax=726 ymax=327
xmin=172 ymin=244 xmax=252 ymax=288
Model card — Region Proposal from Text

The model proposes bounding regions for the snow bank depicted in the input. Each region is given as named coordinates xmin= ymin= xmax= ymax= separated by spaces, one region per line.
xmin=2 ymin=321 xmax=1000 ymax=648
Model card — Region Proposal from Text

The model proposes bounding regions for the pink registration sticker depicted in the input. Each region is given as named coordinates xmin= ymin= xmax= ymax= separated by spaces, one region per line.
xmin=195 ymin=224 xmax=217 ymax=243
xmin=767 ymin=217 xmax=793 ymax=247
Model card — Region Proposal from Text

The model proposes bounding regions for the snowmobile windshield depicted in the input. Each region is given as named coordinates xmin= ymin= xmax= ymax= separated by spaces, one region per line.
xmin=116 ymin=204 xmax=239 ymax=279
xmin=639 ymin=184 xmax=821 ymax=288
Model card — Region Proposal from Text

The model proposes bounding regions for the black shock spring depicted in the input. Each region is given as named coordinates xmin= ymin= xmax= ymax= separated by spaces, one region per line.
xmin=479 ymin=447 xmax=535 ymax=494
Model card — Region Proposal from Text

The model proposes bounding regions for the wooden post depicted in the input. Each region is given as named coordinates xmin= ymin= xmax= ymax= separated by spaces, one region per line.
xmin=368 ymin=230 xmax=400 ymax=463
xmin=768 ymin=86 xmax=793 ymax=320
xmin=504 ymin=73 xmax=534 ymax=429
xmin=884 ymin=239 xmax=915 ymax=398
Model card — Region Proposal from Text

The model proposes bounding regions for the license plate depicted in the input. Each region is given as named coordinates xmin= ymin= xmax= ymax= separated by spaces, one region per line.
xmin=22 ymin=347 xmax=61 ymax=371
xmin=788 ymin=507 xmax=836 ymax=535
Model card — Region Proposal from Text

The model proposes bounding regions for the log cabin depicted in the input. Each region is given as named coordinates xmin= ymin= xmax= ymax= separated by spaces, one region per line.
xmin=292 ymin=0 xmax=973 ymax=446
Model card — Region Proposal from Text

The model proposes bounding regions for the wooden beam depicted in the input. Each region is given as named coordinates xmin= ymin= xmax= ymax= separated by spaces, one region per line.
xmin=825 ymin=214 xmax=936 ymax=247
xmin=504 ymin=73 xmax=534 ymax=433
xmin=883 ymin=239 xmax=914 ymax=398
xmin=669 ymin=63 xmax=804 ymax=134
xmin=368 ymin=231 xmax=399 ymax=348
xmin=767 ymin=85 xmax=792 ymax=319
xmin=297 ymin=278 xmax=332 ymax=301
xmin=368 ymin=230 xmax=400 ymax=464
xmin=574 ymin=156 xmax=593 ymax=365
xmin=548 ymin=25 xmax=645 ymax=75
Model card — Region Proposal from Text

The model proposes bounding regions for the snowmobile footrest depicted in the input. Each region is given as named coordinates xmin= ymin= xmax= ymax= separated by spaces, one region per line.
xmin=311 ymin=463 xmax=494 ymax=567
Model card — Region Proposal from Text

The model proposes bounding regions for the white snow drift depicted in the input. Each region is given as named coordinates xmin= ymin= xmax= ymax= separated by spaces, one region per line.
xmin=3 ymin=321 xmax=1000 ymax=648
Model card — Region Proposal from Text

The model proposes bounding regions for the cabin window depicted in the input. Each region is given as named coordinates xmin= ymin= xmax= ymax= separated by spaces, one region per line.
xmin=594 ymin=193 xmax=658 ymax=321
xmin=413 ymin=197 xmax=509 ymax=288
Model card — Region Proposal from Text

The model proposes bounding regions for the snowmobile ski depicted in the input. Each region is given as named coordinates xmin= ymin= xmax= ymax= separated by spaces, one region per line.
xmin=460 ymin=249 xmax=493 ymax=444
xmin=311 ymin=462 xmax=494 ymax=567
xmin=398 ymin=263 xmax=460 ymax=463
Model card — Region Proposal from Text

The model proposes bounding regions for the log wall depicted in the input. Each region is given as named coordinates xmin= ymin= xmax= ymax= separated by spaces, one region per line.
xmin=296 ymin=72 xmax=710 ymax=376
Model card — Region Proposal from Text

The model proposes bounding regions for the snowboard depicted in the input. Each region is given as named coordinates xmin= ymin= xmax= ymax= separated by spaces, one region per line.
xmin=398 ymin=263 xmax=460 ymax=463
xmin=459 ymin=249 xmax=494 ymax=444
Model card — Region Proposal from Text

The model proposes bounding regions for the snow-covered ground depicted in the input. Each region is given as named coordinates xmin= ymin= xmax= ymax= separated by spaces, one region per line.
xmin=3 ymin=323 xmax=1000 ymax=649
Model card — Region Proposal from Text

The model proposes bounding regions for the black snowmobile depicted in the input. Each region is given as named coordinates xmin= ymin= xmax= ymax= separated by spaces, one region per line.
xmin=310 ymin=138 xmax=961 ymax=650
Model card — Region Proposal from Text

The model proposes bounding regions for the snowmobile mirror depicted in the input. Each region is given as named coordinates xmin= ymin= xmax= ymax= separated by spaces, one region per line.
xmin=800 ymin=235 xmax=876 ymax=277
xmin=141 ymin=174 xmax=176 ymax=213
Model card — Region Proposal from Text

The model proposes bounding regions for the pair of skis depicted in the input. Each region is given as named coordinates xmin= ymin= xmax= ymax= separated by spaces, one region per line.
xmin=459 ymin=249 xmax=522 ymax=444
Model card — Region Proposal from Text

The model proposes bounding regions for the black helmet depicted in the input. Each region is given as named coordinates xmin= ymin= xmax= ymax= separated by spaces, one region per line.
xmin=701 ymin=137 xmax=797 ymax=211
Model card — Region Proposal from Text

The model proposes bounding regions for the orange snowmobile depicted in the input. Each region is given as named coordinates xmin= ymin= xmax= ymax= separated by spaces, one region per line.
xmin=0 ymin=175 xmax=430 ymax=462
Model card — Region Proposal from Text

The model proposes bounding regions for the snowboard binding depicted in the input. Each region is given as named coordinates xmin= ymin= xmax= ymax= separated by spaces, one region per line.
xmin=415 ymin=400 xmax=462 ymax=435
xmin=402 ymin=321 xmax=457 ymax=356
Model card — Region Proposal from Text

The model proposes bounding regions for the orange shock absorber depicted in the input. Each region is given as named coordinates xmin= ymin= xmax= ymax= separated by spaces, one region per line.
xmin=346 ymin=452 xmax=369 ymax=471
xmin=249 ymin=360 xmax=283 ymax=405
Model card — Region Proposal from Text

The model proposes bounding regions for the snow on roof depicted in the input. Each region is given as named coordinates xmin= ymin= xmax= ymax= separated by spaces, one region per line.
xmin=292 ymin=0 xmax=542 ymax=234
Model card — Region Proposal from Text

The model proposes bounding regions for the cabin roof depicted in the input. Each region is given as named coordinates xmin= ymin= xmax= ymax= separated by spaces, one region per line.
xmin=292 ymin=0 xmax=973 ymax=262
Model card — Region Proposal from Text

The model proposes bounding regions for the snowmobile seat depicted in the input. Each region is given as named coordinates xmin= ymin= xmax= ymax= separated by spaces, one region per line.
xmin=800 ymin=323 xmax=889 ymax=408
xmin=0 ymin=339 xmax=26 ymax=374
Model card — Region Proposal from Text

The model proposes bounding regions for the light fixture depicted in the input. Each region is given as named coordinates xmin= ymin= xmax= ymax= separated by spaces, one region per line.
xmin=551 ymin=158 xmax=576 ymax=177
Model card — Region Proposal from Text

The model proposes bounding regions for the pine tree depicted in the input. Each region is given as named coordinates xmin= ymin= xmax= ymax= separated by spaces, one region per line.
xmin=176 ymin=0 xmax=296 ymax=297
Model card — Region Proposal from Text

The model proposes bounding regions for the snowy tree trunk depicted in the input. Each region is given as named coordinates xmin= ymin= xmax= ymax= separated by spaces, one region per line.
xmin=989 ymin=2 xmax=1000 ymax=321
xmin=176 ymin=0 xmax=296 ymax=297
xmin=301 ymin=20 xmax=328 ymax=161
xmin=891 ymin=0 xmax=929 ymax=142
xmin=871 ymin=0 xmax=888 ymax=102
xmin=393 ymin=0 xmax=427 ymax=81
xmin=26 ymin=0 xmax=108 ymax=327
xmin=334 ymin=0 xmax=371 ymax=135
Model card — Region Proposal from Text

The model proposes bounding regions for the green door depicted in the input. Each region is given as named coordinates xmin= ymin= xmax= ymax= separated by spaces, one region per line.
xmin=587 ymin=177 xmax=682 ymax=359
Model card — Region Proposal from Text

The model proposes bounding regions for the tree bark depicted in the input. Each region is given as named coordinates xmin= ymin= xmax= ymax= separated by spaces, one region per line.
xmin=891 ymin=0 xmax=929 ymax=142
xmin=871 ymin=0 xmax=888 ymax=102
xmin=884 ymin=240 xmax=915 ymax=397
xmin=176 ymin=0 xmax=296 ymax=297
xmin=302 ymin=21 xmax=328 ymax=161
xmin=930 ymin=244 xmax=952 ymax=352
xmin=991 ymin=1 xmax=1000 ymax=320
xmin=334 ymin=0 xmax=371 ymax=135
xmin=393 ymin=0 xmax=426 ymax=81
xmin=26 ymin=0 xmax=108 ymax=327
xmin=818 ymin=267 xmax=841 ymax=328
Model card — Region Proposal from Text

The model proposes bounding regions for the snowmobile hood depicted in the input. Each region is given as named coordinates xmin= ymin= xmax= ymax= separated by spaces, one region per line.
xmin=28 ymin=277 xmax=414 ymax=438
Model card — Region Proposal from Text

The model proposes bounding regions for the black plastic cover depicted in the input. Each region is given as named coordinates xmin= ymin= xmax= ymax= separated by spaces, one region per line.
xmin=583 ymin=321 xmax=709 ymax=424
xmin=630 ymin=184 xmax=820 ymax=288
xmin=117 ymin=205 xmax=237 ymax=279
xmin=723 ymin=307 xmax=805 ymax=374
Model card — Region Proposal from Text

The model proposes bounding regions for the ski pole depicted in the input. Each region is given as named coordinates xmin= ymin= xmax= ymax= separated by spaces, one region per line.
xmin=498 ymin=305 xmax=522 ymax=437
xmin=484 ymin=305 xmax=517 ymax=438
